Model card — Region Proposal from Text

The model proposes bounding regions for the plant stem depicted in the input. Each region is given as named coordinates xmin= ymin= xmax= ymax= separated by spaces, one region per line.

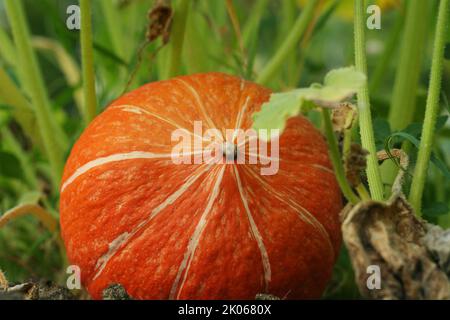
xmin=0 ymin=26 xmax=16 ymax=66
xmin=0 ymin=67 xmax=38 ymax=142
xmin=242 ymin=0 xmax=269 ymax=47
xmin=2 ymin=128 xmax=39 ymax=190
xmin=163 ymin=0 xmax=190 ymax=79
xmin=5 ymin=0 xmax=64 ymax=189
xmin=354 ymin=0 xmax=384 ymax=201
xmin=356 ymin=183 xmax=371 ymax=201
xmin=322 ymin=109 xmax=360 ymax=204
xmin=369 ymin=11 xmax=404 ymax=93
xmin=388 ymin=0 xmax=429 ymax=131
xmin=409 ymin=0 xmax=449 ymax=215
xmin=99 ymin=0 xmax=125 ymax=61
xmin=32 ymin=37 xmax=83 ymax=115
xmin=80 ymin=0 xmax=98 ymax=124
xmin=256 ymin=0 xmax=319 ymax=86
xmin=380 ymin=0 xmax=429 ymax=194
xmin=226 ymin=0 xmax=247 ymax=71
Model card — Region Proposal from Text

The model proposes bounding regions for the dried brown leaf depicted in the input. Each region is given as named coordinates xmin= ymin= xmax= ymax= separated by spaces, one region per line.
xmin=332 ymin=102 xmax=357 ymax=133
xmin=345 ymin=143 xmax=369 ymax=188
xmin=342 ymin=195 xmax=450 ymax=299
xmin=147 ymin=0 xmax=173 ymax=44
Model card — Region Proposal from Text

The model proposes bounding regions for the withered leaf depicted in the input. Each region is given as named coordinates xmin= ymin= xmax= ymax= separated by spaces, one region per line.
xmin=147 ymin=0 xmax=173 ymax=44
xmin=342 ymin=194 xmax=450 ymax=299
xmin=332 ymin=102 xmax=357 ymax=133
xmin=345 ymin=143 xmax=368 ymax=188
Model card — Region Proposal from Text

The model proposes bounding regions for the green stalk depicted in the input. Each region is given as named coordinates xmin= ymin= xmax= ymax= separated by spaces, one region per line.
xmin=388 ymin=0 xmax=429 ymax=131
xmin=0 ymin=67 xmax=37 ymax=137
xmin=5 ymin=0 xmax=64 ymax=188
xmin=0 ymin=27 xmax=16 ymax=66
xmin=256 ymin=0 xmax=319 ymax=86
xmin=380 ymin=0 xmax=429 ymax=193
xmin=242 ymin=0 xmax=270 ymax=47
xmin=322 ymin=109 xmax=360 ymax=204
xmin=409 ymin=0 xmax=449 ymax=215
xmin=369 ymin=12 xmax=404 ymax=93
xmin=2 ymin=128 xmax=39 ymax=189
xmin=354 ymin=0 xmax=384 ymax=201
xmin=99 ymin=0 xmax=125 ymax=61
xmin=80 ymin=0 xmax=98 ymax=124
xmin=163 ymin=0 xmax=190 ymax=79
xmin=32 ymin=37 xmax=83 ymax=115
xmin=226 ymin=0 xmax=246 ymax=70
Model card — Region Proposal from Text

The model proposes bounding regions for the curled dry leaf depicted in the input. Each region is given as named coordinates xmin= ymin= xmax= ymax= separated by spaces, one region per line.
xmin=331 ymin=102 xmax=357 ymax=133
xmin=377 ymin=149 xmax=409 ymax=195
xmin=342 ymin=149 xmax=450 ymax=299
xmin=147 ymin=0 xmax=173 ymax=44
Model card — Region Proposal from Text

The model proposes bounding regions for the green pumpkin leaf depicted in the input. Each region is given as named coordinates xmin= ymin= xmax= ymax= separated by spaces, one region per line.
xmin=252 ymin=66 xmax=366 ymax=134
xmin=373 ymin=118 xmax=392 ymax=150
xmin=423 ymin=202 xmax=449 ymax=217
xmin=444 ymin=42 xmax=450 ymax=60
xmin=252 ymin=92 xmax=304 ymax=132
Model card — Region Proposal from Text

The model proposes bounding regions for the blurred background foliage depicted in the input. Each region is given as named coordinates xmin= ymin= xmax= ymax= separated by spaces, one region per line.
xmin=0 ymin=0 xmax=448 ymax=299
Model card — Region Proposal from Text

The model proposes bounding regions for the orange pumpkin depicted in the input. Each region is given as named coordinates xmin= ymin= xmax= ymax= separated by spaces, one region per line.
xmin=60 ymin=72 xmax=342 ymax=299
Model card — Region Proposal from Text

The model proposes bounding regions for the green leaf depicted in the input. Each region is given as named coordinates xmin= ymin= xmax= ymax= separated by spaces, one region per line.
xmin=252 ymin=92 xmax=303 ymax=132
xmin=324 ymin=66 xmax=367 ymax=90
xmin=373 ymin=118 xmax=391 ymax=150
xmin=252 ymin=67 xmax=366 ymax=133
xmin=423 ymin=202 xmax=449 ymax=217
xmin=0 ymin=109 xmax=11 ymax=130
xmin=0 ymin=151 xmax=23 ymax=180
xmin=18 ymin=191 xmax=42 ymax=205
xmin=403 ymin=115 xmax=449 ymax=138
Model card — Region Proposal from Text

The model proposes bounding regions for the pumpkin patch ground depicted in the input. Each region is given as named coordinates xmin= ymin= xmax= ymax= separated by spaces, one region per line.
xmin=1 ymin=0 xmax=450 ymax=304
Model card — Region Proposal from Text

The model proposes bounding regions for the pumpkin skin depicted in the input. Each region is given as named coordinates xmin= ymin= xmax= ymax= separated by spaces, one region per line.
xmin=60 ymin=72 xmax=342 ymax=300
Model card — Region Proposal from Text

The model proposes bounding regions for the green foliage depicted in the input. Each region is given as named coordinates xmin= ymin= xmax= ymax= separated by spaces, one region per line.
xmin=0 ymin=151 xmax=23 ymax=180
xmin=252 ymin=67 xmax=366 ymax=133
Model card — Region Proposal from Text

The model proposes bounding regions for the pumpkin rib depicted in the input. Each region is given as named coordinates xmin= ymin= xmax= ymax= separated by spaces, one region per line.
xmin=90 ymin=163 xmax=215 ymax=282
xmin=174 ymin=78 xmax=222 ymax=138
xmin=233 ymin=166 xmax=271 ymax=292
xmin=241 ymin=165 xmax=335 ymax=259
xmin=170 ymin=165 xmax=226 ymax=299
xmin=61 ymin=150 xmax=204 ymax=193
xmin=111 ymin=104 xmax=208 ymax=143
